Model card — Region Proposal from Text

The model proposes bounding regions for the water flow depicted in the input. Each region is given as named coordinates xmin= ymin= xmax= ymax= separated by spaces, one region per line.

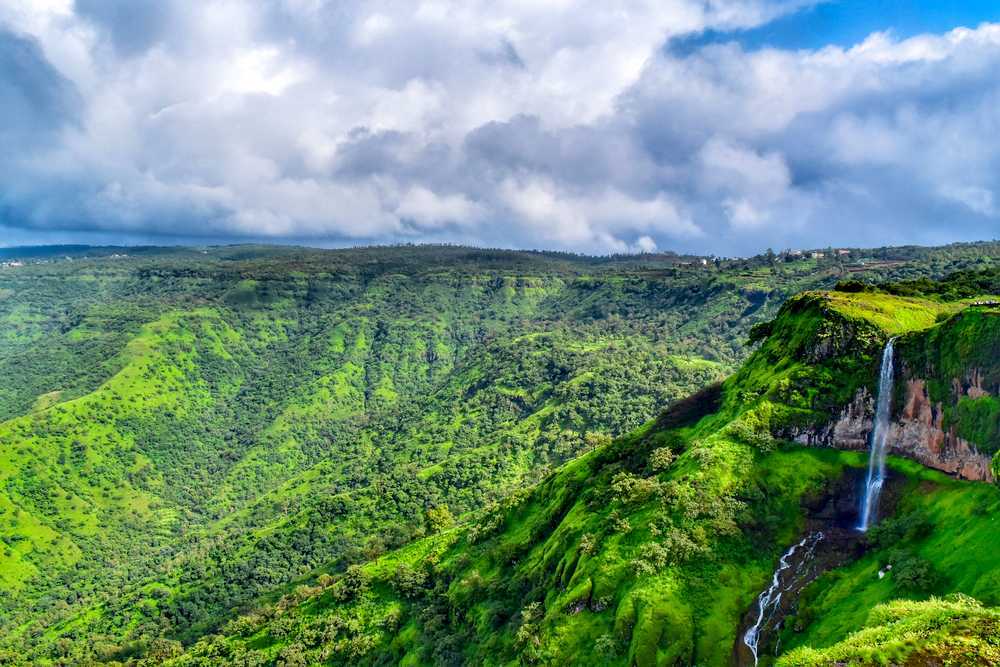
xmin=742 ymin=531 xmax=824 ymax=665
xmin=857 ymin=338 xmax=896 ymax=532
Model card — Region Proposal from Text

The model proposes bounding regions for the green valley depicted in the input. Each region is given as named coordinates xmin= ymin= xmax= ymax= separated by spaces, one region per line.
xmin=0 ymin=243 xmax=998 ymax=665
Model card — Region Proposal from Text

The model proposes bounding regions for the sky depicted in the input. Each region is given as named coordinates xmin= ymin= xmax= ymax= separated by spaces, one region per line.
xmin=2 ymin=1 xmax=1000 ymax=255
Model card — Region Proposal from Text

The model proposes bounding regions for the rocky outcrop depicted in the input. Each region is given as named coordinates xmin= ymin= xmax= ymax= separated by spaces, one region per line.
xmin=790 ymin=377 xmax=995 ymax=483
xmin=892 ymin=379 xmax=993 ymax=481
xmin=790 ymin=389 xmax=872 ymax=452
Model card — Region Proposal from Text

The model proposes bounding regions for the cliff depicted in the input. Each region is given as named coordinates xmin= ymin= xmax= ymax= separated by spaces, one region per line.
xmin=788 ymin=305 xmax=1000 ymax=482
xmin=794 ymin=380 xmax=994 ymax=481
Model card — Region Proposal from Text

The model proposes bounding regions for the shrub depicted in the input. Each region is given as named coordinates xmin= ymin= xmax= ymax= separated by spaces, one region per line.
xmin=426 ymin=505 xmax=454 ymax=533
xmin=888 ymin=551 xmax=941 ymax=592
xmin=648 ymin=447 xmax=675 ymax=473
xmin=594 ymin=633 xmax=619 ymax=658
xmin=833 ymin=280 xmax=871 ymax=293
xmin=392 ymin=564 xmax=429 ymax=599
xmin=724 ymin=405 xmax=777 ymax=451
xmin=330 ymin=565 xmax=369 ymax=602
xmin=868 ymin=513 xmax=934 ymax=550
xmin=609 ymin=472 xmax=659 ymax=504
xmin=632 ymin=542 xmax=670 ymax=575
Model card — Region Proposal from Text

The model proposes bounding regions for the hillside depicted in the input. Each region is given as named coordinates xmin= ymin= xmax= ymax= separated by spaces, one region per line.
xmin=0 ymin=244 xmax=998 ymax=665
xmin=155 ymin=272 xmax=1000 ymax=665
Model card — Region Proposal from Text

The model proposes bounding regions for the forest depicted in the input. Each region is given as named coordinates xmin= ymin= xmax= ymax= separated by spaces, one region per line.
xmin=0 ymin=242 xmax=998 ymax=665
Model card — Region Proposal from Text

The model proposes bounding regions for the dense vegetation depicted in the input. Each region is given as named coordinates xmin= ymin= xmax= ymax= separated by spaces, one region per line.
xmin=0 ymin=242 xmax=998 ymax=665
xmin=155 ymin=258 xmax=1000 ymax=666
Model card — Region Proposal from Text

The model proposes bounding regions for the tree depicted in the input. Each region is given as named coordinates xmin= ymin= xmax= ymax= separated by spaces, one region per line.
xmin=426 ymin=505 xmax=454 ymax=533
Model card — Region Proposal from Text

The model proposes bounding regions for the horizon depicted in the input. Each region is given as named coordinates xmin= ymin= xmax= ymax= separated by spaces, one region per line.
xmin=3 ymin=2 xmax=1000 ymax=254
xmin=3 ymin=237 xmax=1000 ymax=263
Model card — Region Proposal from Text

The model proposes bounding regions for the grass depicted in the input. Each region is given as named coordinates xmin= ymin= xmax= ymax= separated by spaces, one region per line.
xmin=819 ymin=291 xmax=959 ymax=334
xmin=779 ymin=596 xmax=1000 ymax=666
xmin=0 ymin=308 xmax=244 ymax=595
xmin=781 ymin=456 xmax=1000 ymax=653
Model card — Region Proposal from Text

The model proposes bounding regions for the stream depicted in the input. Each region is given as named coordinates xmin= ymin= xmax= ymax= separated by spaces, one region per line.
xmin=741 ymin=531 xmax=824 ymax=665
xmin=733 ymin=466 xmax=877 ymax=666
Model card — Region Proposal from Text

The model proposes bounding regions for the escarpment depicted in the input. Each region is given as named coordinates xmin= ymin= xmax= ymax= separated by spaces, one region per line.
xmin=789 ymin=305 xmax=1000 ymax=483
xmin=790 ymin=388 xmax=872 ymax=453
xmin=892 ymin=376 xmax=994 ymax=481
xmin=794 ymin=377 xmax=995 ymax=482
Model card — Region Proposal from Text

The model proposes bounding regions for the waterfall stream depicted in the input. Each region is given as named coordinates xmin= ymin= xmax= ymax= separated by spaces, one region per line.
xmin=742 ymin=531 xmax=825 ymax=665
xmin=857 ymin=338 xmax=896 ymax=532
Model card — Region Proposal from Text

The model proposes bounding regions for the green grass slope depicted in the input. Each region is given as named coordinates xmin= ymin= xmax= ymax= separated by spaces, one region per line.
xmin=779 ymin=595 xmax=1000 ymax=666
xmin=39 ymin=330 xmax=725 ymax=660
xmin=779 ymin=459 xmax=1000 ymax=657
xmin=0 ymin=309 xmax=246 ymax=615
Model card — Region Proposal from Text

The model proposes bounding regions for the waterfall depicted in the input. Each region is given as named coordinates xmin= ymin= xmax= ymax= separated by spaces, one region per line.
xmin=857 ymin=338 xmax=896 ymax=532
xmin=742 ymin=531 xmax=824 ymax=665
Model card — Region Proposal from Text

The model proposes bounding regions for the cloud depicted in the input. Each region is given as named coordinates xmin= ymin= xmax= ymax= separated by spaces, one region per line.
xmin=499 ymin=177 xmax=700 ymax=250
xmin=0 ymin=2 xmax=998 ymax=253
xmin=697 ymin=138 xmax=793 ymax=228
xmin=0 ymin=27 xmax=79 ymax=149
xmin=73 ymin=0 xmax=172 ymax=57
xmin=395 ymin=186 xmax=484 ymax=230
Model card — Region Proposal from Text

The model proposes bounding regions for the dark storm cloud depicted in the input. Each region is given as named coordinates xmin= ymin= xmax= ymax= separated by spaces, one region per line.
xmin=0 ymin=27 xmax=83 ymax=233
xmin=0 ymin=28 xmax=78 ymax=148
xmin=332 ymin=129 xmax=413 ymax=180
xmin=1 ymin=2 xmax=999 ymax=253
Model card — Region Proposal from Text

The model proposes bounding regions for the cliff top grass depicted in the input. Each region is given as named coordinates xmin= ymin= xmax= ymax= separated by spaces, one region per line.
xmin=778 ymin=595 xmax=1000 ymax=667
xmin=817 ymin=290 xmax=960 ymax=335
xmin=722 ymin=289 xmax=989 ymax=439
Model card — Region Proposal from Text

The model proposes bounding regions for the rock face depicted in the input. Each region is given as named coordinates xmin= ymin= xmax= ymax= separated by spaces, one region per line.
xmin=791 ymin=375 xmax=995 ymax=483
xmin=891 ymin=378 xmax=994 ymax=481
xmin=791 ymin=389 xmax=872 ymax=453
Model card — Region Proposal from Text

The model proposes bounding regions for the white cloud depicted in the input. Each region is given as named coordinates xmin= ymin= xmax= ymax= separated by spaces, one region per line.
xmin=2 ymin=1 xmax=1000 ymax=252
xmin=698 ymin=137 xmax=790 ymax=198
xmin=354 ymin=12 xmax=393 ymax=46
xmin=499 ymin=177 xmax=700 ymax=251
xmin=396 ymin=186 xmax=484 ymax=228
xmin=223 ymin=47 xmax=309 ymax=96
xmin=634 ymin=234 xmax=657 ymax=253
